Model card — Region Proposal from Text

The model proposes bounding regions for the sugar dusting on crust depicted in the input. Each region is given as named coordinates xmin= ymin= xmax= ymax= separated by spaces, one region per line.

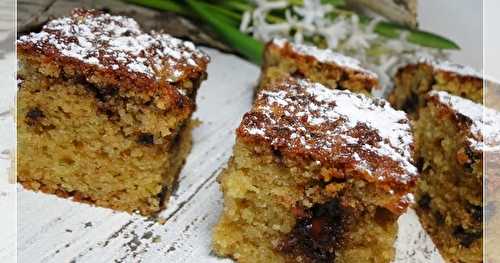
xmin=17 ymin=9 xmax=209 ymax=83
xmin=240 ymin=78 xmax=417 ymax=188
xmin=415 ymin=58 xmax=482 ymax=79
xmin=272 ymin=38 xmax=377 ymax=78
xmin=430 ymin=91 xmax=500 ymax=152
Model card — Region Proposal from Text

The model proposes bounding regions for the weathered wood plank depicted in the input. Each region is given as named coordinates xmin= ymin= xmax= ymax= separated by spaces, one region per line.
xmin=0 ymin=185 xmax=17 ymax=263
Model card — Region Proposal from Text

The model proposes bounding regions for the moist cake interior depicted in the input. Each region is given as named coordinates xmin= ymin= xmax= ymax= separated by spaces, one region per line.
xmin=17 ymin=62 xmax=194 ymax=215
xmin=16 ymin=9 xmax=209 ymax=215
xmin=213 ymin=142 xmax=400 ymax=263
xmin=414 ymin=91 xmax=490 ymax=262
xmin=213 ymin=78 xmax=417 ymax=263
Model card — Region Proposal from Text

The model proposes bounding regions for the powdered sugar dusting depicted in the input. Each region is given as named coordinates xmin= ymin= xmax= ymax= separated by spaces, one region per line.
xmin=17 ymin=9 xmax=208 ymax=83
xmin=430 ymin=91 xmax=500 ymax=152
xmin=415 ymin=58 xmax=482 ymax=79
xmin=272 ymin=38 xmax=377 ymax=78
xmin=240 ymin=78 xmax=417 ymax=186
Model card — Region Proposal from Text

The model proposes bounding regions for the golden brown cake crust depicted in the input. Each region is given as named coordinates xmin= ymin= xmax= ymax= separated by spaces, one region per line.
xmin=266 ymin=39 xmax=378 ymax=90
xmin=17 ymin=9 xmax=209 ymax=111
xmin=238 ymin=78 xmax=417 ymax=212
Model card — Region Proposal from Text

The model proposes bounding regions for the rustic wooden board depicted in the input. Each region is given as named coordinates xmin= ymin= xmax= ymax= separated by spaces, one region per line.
xmin=0 ymin=47 xmax=444 ymax=263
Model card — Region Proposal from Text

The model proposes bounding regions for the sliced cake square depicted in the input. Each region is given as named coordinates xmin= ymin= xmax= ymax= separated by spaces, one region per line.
xmin=414 ymin=91 xmax=500 ymax=263
xmin=388 ymin=60 xmax=483 ymax=115
xmin=213 ymin=78 xmax=418 ymax=263
xmin=259 ymin=39 xmax=378 ymax=95
xmin=16 ymin=9 xmax=210 ymax=215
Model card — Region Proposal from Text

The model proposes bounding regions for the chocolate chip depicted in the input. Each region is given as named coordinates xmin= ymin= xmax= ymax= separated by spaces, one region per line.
xmin=137 ymin=133 xmax=154 ymax=145
xmin=416 ymin=158 xmax=424 ymax=173
xmin=434 ymin=211 xmax=444 ymax=225
xmin=452 ymin=226 xmax=481 ymax=247
xmin=469 ymin=205 xmax=482 ymax=222
xmin=26 ymin=107 xmax=45 ymax=126
xmin=417 ymin=193 xmax=431 ymax=209
xmin=402 ymin=91 xmax=419 ymax=113
xmin=87 ymin=85 xmax=118 ymax=102
xmin=291 ymin=70 xmax=305 ymax=79
xmin=26 ymin=107 xmax=44 ymax=120
xmin=278 ymin=199 xmax=347 ymax=262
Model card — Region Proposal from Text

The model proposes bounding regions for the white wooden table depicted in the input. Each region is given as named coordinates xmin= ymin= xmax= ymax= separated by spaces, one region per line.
xmin=0 ymin=47 xmax=444 ymax=263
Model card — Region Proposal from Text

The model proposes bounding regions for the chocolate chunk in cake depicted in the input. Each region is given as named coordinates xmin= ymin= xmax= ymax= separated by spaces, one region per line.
xmin=213 ymin=78 xmax=417 ymax=263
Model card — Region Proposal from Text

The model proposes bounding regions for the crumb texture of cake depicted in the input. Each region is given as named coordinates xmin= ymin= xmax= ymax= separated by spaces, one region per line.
xmin=259 ymin=39 xmax=378 ymax=95
xmin=17 ymin=9 xmax=209 ymax=215
xmin=414 ymin=91 xmax=500 ymax=263
xmin=388 ymin=60 xmax=483 ymax=115
xmin=213 ymin=78 xmax=417 ymax=263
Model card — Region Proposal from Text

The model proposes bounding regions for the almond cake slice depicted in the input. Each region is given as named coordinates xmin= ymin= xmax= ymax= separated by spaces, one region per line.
xmin=17 ymin=9 xmax=210 ymax=215
xmin=213 ymin=77 xmax=418 ymax=263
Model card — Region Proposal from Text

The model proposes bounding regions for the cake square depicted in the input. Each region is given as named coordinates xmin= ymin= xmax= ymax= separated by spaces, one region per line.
xmin=414 ymin=91 xmax=500 ymax=263
xmin=16 ymin=9 xmax=209 ymax=215
xmin=388 ymin=60 xmax=483 ymax=115
xmin=259 ymin=39 xmax=378 ymax=95
xmin=213 ymin=78 xmax=418 ymax=262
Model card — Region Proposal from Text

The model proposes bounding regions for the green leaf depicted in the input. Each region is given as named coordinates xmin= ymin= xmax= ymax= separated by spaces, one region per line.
xmin=406 ymin=29 xmax=460 ymax=50
xmin=186 ymin=0 xmax=265 ymax=64
xmin=358 ymin=16 xmax=460 ymax=50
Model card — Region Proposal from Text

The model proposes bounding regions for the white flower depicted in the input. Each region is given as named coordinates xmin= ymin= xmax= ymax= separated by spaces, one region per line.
xmin=343 ymin=16 xmax=377 ymax=50
xmin=317 ymin=18 xmax=350 ymax=49
xmin=243 ymin=0 xmax=448 ymax=91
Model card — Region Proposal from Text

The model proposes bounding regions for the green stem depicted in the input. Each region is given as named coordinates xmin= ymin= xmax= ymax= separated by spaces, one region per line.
xmin=217 ymin=1 xmax=253 ymax=12
xmin=186 ymin=0 xmax=264 ymax=64
xmin=359 ymin=16 xmax=459 ymax=49
xmin=201 ymin=2 xmax=242 ymax=26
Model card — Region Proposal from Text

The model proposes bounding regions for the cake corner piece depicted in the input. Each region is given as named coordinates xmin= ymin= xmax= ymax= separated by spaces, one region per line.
xmin=16 ymin=8 xmax=210 ymax=215
xmin=213 ymin=77 xmax=418 ymax=262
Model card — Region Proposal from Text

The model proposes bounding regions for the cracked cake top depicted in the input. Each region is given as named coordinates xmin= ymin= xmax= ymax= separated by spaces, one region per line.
xmin=428 ymin=90 xmax=500 ymax=153
xmin=238 ymin=78 xmax=417 ymax=206
xmin=17 ymin=9 xmax=209 ymax=108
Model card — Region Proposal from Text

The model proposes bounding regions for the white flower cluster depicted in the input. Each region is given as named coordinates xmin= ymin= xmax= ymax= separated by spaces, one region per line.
xmin=241 ymin=0 xmax=449 ymax=95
